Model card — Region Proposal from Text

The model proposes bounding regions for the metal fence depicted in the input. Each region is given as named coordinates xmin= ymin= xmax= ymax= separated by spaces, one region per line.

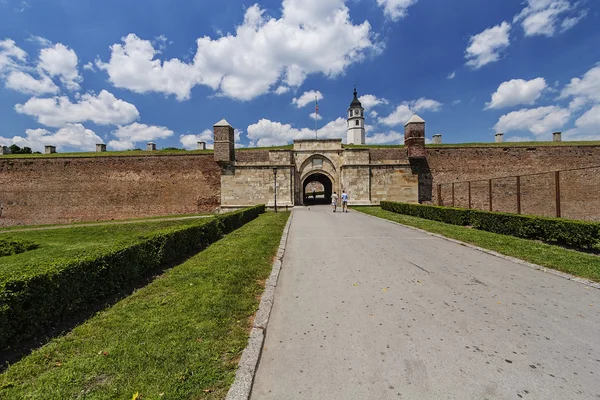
xmin=436 ymin=165 xmax=600 ymax=221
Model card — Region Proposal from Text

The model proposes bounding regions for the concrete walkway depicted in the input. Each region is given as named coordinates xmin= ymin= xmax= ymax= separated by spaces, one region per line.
xmin=251 ymin=206 xmax=600 ymax=399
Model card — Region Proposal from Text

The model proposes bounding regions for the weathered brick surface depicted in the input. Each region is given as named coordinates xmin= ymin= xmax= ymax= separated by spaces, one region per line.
xmin=369 ymin=148 xmax=409 ymax=163
xmin=429 ymin=146 xmax=600 ymax=221
xmin=236 ymin=150 xmax=270 ymax=163
xmin=0 ymin=155 xmax=221 ymax=226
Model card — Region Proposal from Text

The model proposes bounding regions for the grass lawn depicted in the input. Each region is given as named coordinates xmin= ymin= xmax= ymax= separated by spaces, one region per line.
xmin=0 ymin=217 xmax=214 ymax=283
xmin=354 ymin=207 xmax=600 ymax=283
xmin=0 ymin=211 xmax=289 ymax=399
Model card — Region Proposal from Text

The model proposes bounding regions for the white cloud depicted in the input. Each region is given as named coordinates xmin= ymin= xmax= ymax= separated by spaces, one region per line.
xmin=376 ymin=0 xmax=418 ymax=20
xmin=180 ymin=129 xmax=214 ymax=150
xmin=447 ymin=71 xmax=456 ymax=79
xmin=38 ymin=43 xmax=82 ymax=91
xmin=452 ymin=99 xmax=461 ymax=105
xmin=109 ymin=122 xmax=174 ymax=150
xmin=358 ymin=94 xmax=388 ymax=109
xmin=366 ymin=130 xmax=403 ymax=144
xmin=292 ymin=90 xmax=323 ymax=108
xmin=83 ymin=62 xmax=95 ymax=71
xmin=0 ymin=39 xmax=27 ymax=73
xmin=0 ymin=123 xmax=102 ymax=152
xmin=309 ymin=112 xmax=323 ymax=121
xmin=5 ymin=71 xmax=58 ymax=95
xmin=247 ymin=117 xmax=346 ymax=147
xmin=494 ymin=106 xmax=571 ymax=137
xmin=15 ymin=90 xmax=139 ymax=128
xmin=378 ymin=97 xmax=442 ymax=126
xmin=274 ymin=85 xmax=290 ymax=95
xmin=26 ymin=35 xmax=52 ymax=47
xmin=97 ymin=1 xmax=375 ymax=101
xmin=485 ymin=77 xmax=547 ymax=109
xmin=574 ymin=104 xmax=600 ymax=133
xmin=514 ymin=0 xmax=586 ymax=37
xmin=560 ymin=64 xmax=600 ymax=104
xmin=465 ymin=22 xmax=511 ymax=69
xmin=505 ymin=135 xmax=534 ymax=142
xmin=369 ymin=110 xmax=378 ymax=118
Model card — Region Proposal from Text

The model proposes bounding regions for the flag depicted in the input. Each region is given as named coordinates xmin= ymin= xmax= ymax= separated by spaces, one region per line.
xmin=315 ymin=96 xmax=318 ymax=115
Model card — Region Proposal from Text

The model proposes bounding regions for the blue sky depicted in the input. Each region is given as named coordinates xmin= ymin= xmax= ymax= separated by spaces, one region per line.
xmin=0 ymin=0 xmax=599 ymax=151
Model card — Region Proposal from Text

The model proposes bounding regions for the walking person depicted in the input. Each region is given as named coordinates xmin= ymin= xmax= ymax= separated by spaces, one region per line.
xmin=341 ymin=190 xmax=349 ymax=213
xmin=331 ymin=191 xmax=339 ymax=212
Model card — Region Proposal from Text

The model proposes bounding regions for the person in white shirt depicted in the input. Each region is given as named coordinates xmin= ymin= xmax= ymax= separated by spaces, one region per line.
xmin=331 ymin=192 xmax=339 ymax=212
xmin=341 ymin=190 xmax=349 ymax=213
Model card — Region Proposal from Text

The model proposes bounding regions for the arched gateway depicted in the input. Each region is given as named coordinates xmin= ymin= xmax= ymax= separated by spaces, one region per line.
xmin=214 ymin=87 xmax=425 ymax=211
xmin=303 ymin=172 xmax=334 ymax=205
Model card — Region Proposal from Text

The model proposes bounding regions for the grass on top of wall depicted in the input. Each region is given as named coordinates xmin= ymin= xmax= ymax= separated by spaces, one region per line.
xmin=0 ymin=212 xmax=289 ymax=400
xmin=354 ymin=207 xmax=600 ymax=283
xmin=0 ymin=217 xmax=214 ymax=282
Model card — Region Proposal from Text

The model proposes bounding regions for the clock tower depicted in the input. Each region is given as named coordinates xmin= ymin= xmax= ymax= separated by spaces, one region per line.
xmin=347 ymin=85 xmax=365 ymax=145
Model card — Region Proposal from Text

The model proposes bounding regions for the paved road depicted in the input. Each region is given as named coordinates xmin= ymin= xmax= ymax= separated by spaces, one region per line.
xmin=251 ymin=206 xmax=600 ymax=400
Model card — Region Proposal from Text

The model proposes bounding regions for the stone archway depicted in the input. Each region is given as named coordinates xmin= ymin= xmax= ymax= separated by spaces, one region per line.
xmin=302 ymin=172 xmax=333 ymax=205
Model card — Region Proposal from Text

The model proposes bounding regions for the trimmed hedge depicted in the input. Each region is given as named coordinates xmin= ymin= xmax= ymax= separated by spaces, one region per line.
xmin=0 ymin=239 xmax=38 ymax=257
xmin=380 ymin=201 xmax=600 ymax=250
xmin=0 ymin=206 xmax=265 ymax=349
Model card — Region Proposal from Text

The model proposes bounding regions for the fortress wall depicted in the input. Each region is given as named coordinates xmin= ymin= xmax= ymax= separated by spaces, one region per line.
xmin=371 ymin=166 xmax=419 ymax=204
xmin=427 ymin=145 xmax=600 ymax=221
xmin=0 ymin=155 xmax=221 ymax=226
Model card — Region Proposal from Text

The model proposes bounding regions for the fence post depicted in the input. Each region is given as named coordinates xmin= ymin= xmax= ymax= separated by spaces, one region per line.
xmin=437 ymin=184 xmax=442 ymax=206
xmin=489 ymin=179 xmax=493 ymax=212
xmin=468 ymin=182 xmax=471 ymax=209
xmin=452 ymin=183 xmax=455 ymax=207
xmin=555 ymin=171 xmax=561 ymax=218
xmin=516 ymin=176 xmax=521 ymax=214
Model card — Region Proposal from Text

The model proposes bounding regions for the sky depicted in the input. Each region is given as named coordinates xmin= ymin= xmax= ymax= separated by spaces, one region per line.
xmin=0 ymin=0 xmax=599 ymax=152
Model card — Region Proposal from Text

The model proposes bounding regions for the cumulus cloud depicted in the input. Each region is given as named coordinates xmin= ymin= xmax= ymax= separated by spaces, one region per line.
xmin=376 ymin=0 xmax=418 ymax=20
xmin=0 ymin=39 xmax=27 ymax=73
xmin=96 ymin=0 xmax=375 ymax=101
xmin=108 ymin=122 xmax=174 ymax=150
xmin=465 ymin=22 xmax=511 ymax=69
xmin=505 ymin=135 xmax=534 ymax=142
xmin=292 ymin=90 xmax=323 ymax=108
xmin=358 ymin=94 xmax=388 ymax=110
xmin=15 ymin=90 xmax=140 ymax=128
xmin=0 ymin=123 xmax=102 ymax=152
xmin=309 ymin=112 xmax=323 ymax=121
xmin=560 ymin=64 xmax=600 ymax=105
xmin=494 ymin=106 xmax=571 ymax=137
xmin=378 ymin=98 xmax=442 ymax=126
xmin=5 ymin=71 xmax=58 ymax=95
xmin=38 ymin=43 xmax=82 ymax=91
xmin=366 ymin=130 xmax=403 ymax=144
xmin=247 ymin=117 xmax=346 ymax=147
xmin=573 ymin=104 xmax=600 ymax=134
xmin=274 ymin=85 xmax=290 ymax=95
xmin=180 ymin=129 xmax=214 ymax=150
xmin=485 ymin=77 xmax=547 ymax=109
xmin=514 ymin=0 xmax=587 ymax=37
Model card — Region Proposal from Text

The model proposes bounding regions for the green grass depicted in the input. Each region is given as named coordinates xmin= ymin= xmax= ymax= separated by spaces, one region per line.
xmin=0 ymin=211 xmax=288 ymax=399
xmin=0 ymin=217 xmax=214 ymax=282
xmin=354 ymin=207 xmax=600 ymax=282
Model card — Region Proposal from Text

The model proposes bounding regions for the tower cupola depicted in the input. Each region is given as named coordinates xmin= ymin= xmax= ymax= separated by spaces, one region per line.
xmin=347 ymin=85 xmax=365 ymax=145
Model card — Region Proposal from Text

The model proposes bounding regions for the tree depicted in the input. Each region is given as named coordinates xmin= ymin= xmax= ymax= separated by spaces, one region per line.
xmin=8 ymin=144 xmax=32 ymax=154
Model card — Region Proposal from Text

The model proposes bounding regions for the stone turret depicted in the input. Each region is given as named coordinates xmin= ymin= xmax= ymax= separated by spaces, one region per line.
xmin=404 ymin=114 xmax=426 ymax=158
xmin=347 ymin=85 xmax=365 ymax=145
xmin=214 ymin=119 xmax=235 ymax=166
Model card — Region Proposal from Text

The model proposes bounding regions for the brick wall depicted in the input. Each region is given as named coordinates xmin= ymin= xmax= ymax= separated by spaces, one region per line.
xmin=427 ymin=145 xmax=600 ymax=221
xmin=0 ymin=155 xmax=221 ymax=226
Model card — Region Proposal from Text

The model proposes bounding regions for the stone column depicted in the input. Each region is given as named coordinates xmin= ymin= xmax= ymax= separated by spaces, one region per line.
xmin=146 ymin=142 xmax=156 ymax=151
xmin=495 ymin=133 xmax=504 ymax=143
xmin=553 ymin=132 xmax=562 ymax=142
xmin=96 ymin=143 xmax=106 ymax=152
xmin=197 ymin=141 xmax=206 ymax=150
xmin=214 ymin=119 xmax=235 ymax=166
xmin=45 ymin=145 xmax=56 ymax=154
xmin=404 ymin=114 xmax=426 ymax=159
xmin=432 ymin=134 xmax=442 ymax=144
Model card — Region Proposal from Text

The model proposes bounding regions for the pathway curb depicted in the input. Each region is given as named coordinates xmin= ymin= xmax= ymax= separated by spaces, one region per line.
xmin=225 ymin=211 xmax=294 ymax=400
xmin=358 ymin=209 xmax=600 ymax=291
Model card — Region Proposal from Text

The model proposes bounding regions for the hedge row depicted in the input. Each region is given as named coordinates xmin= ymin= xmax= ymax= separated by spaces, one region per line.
xmin=0 ymin=206 xmax=265 ymax=349
xmin=0 ymin=238 xmax=38 ymax=257
xmin=380 ymin=201 xmax=600 ymax=250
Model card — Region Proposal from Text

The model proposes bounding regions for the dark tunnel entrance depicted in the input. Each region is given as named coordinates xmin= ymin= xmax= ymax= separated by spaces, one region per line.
xmin=303 ymin=173 xmax=333 ymax=205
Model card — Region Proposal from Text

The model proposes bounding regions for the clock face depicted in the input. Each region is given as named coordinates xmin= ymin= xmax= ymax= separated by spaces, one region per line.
xmin=354 ymin=110 xmax=359 ymax=115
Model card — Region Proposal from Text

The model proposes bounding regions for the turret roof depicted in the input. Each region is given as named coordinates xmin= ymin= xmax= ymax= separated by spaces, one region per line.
xmin=349 ymin=86 xmax=362 ymax=108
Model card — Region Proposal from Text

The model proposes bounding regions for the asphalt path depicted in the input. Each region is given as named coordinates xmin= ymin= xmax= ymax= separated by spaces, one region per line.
xmin=251 ymin=205 xmax=600 ymax=399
